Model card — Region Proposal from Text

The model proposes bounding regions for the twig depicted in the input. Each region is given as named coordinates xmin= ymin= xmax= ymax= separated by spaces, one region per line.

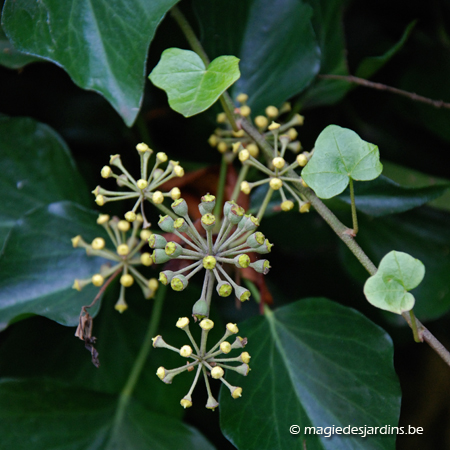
xmin=319 ymin=74 xmax=450 ymax=110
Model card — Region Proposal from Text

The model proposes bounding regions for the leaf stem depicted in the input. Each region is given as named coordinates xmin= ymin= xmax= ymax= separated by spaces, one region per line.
xmin=349 ymin=178 xmax=358 ymax=234
xmin=213 ymin=153 xmax=228 ymax=218
xmin=409 ymin=310 xmax=421 ymax=343
xmin=231 ymin=165 xmax=249 ymax=201
xmin=257 ymin=187 xmax=274 ymax=221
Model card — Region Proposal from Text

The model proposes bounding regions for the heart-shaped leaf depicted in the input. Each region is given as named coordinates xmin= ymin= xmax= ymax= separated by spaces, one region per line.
xmin=302 ymin=125 xmax=383 ymax=199
xmin=364 ymin=250 xmax=425 ymax=314
xmin=149 ymin=48 xmax=240 ymax=117
xmin=220 ymin=298 xmax=400 ymax=450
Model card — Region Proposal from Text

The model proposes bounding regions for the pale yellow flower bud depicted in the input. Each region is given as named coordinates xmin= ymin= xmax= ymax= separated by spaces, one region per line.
xmin=236 ymin=93 xmax=248 ymax=103
xmin=152 ymin=191 xmax=164 ymax=204
xmin=296 ymin=154 xmax=308 ymax=167
xmin=180 ymin=345 xmax=193 ymax=357
xmin=268 ymin=121 xmax=280 ymax=130
xmin=281 ymin=200 xmax=294 ymax=211
xmin=240 ymin=181 xmax=251 ymax=195
xmin=176 ymin=317 xmax=190 ymax=329
xmin=227 ymin=323 xmax=239 ymax=334
xmin=120 ymin=274 xmax=134 ymax=287
xmin=232 ymin=142 xmax=242 ymax=154
xmin=140 ymin=252 xmax=153 ymax=266
xmin=125 ymin=211 xmax=136 ymax=222
xmin=148 ymin=278 xmax=159 ymax=291
xmin=239 ymin=150 xmax=250 ymax=162
xmin=220 ymin=341 xmax=232 ymax=354
xmin=211 ymin=366 xmax=225 ymax=379
xmin=156 ymin=152 xmax=168 ymax=162
xmin=115 ymin=298 xmax=128 ymax=313
xmin=208 ymin=134 xmax=218 ymax=147
xmin=240 ymin=105 xmax=251 ymax=117
xmin=199 ymin=318 xmax=214 ymax=331
xmin=140 ymin=229 xmax=152 ymax=241
xmin=91 ymin=237 xmax=105 ymax=250
xmin=241 ymin=352 xmax=251 ymax=363
xmin=272 ymin=157 xmax=285 ymax=169
xmin=247 ymin=143 xmax=259 ymax=157
xmin=136 ymin=142 xmax=150 ymax=152
xmin=101 ymin=166 xmax=112 ymax=178
xmin=265 ymin=106 xmax=279 ymax=118
xmin=216 ymin=112 xmax=227 ymax=123
xmin=174 ymin=165 xmax=184 ymax=177
xmin=95 ymin=195 xmax=105 ymax=206
xmin=170 ymin=187 xmax=181 ymax=200
xmin=288 ymin=127 xmax=298 ymax=141
xmin=117 ymin=244 xmax=129 ymax=256
xmin=97 ymin=214 xmax=110 ymax=225
xmin=269 ymin=178 xmax=283 ymax=190
xmin=92 ymin=274 xmax=104 ymax=287
xmin=231 ymin=387 xmax=243 ymax=399
xmin=254 ymin=115 xmax=268 ymax=129
xmin=180 ymin=398 xmax=192 ymax=409
xmin=217 ymin=141 xmax=228 ymax=153
xmin=156 ymin=366 xmax=166 ymax=380
xmin=137 ymin=179 xmax=148 ymax=190
xmin=118 ymin=220 xmax=130 ymax=232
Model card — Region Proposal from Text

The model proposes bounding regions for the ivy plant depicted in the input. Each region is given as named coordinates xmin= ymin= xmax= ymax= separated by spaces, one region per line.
xmin=1 ymin=1 xmax=450 ymax=449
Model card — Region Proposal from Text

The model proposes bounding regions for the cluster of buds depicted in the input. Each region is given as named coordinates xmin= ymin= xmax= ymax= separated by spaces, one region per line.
xmin=93 ymin=142 xmax=183 ymax=225
xmin=154 ymin=317 xmax=250 ymax=409
xmin=208 ymin=94 xmax=303 ymax=159
xmin=238 ymin=119 xmax=313 ymax=213
xmin=151 ymin=195 xmax=272 ymax=318
xmin=72 ymin=213 xmax=158 ymax=312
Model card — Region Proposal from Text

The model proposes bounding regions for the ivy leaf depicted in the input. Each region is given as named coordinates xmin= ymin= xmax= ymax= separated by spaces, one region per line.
xmin=0 ymin=201 xmax=106 ymax=330
xmin=364 ymin=251 xmax=425 ymax=314
xmin=302 ymin=125 xmax=383 ymax=199
xmin=192 ymin=0 xmax=320 ymax=114
xmin=0 ymin=116 xmax=91 ymax=248
xmin=1 ymin=0 xmax=180 ymax=126
xmin=0 ymin=26 xmax=42 ymax=69
xmin=0 ymin=379 xmax=215 ymax=450
xmin=220 ymin=298 xmax=400 ymax=450
xmin=149 ymin=48 xmax=240 ymax=117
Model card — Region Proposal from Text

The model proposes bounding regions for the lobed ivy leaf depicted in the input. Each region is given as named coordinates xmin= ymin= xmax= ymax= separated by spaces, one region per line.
xmin=0 ymin=379 xmax=215 ymax=450
xmin=0 ymin=116 xmax=91 ymax=248
xmin=302 ymin=125 xmax=383 ymax=199
xmin=149 ymin=48 xmax=240 ymax=117
xmin=0 ymin=201 xmax=106 ymax=330
xmin=220 ymin=298 xmax=400 ymax=450
xmin=1 ymin=0 xmax=180 ymax=126
xmin=340 ymin=207 xmax=450 ymax=320
xmin=364 ymin=251 xmax=425 ymax=315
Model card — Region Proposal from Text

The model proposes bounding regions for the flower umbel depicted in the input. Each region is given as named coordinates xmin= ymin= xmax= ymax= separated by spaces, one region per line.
xmin=72 ymin=213 xmax=158 ymax=313
xmin=153 ymin=317 xmax=249 ymax=409
xmin=92 ymin=142 xmax=184 ymax=226
xmin=152 ymin=195 xmax=272 ymax=318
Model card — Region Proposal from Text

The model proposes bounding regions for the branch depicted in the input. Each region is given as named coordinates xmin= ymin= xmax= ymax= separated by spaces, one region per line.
xmin=319 ymin=74 xmax=450 ymax=110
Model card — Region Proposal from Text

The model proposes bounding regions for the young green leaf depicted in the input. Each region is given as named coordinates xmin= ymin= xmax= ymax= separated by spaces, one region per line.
xmin=149 ymin=48 xmax=240 ymax=117
xmin=364 ymin=250 xmax=425 ymax=314
xmin=220 ymin=298 xmax=400 ymax=450
xmin=302 ymin=125 xmax=383 ymax=199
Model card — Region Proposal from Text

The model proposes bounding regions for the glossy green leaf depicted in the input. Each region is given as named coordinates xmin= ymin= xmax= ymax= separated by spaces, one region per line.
xmin=364 ymin=251 xmax=425 ymax=314
xmin=356 ymin=21 xmax=416 ymax=80
xmin=193 ymin=0 xmax=320 ymax=114
xmin=220 ymin=298 xmax=400 ymax=450
xmin=0 ymin=379 xmax=215 ymax=450
xmin=302 ymin=125 xmax=383 ymax=199
xmin=0 ymin=201 xmax=106 ymax=330
xmin=336 ymin=175 xmax=449 ymax=217
xmin=340 ymin=207 xmax=450 ymax=320
xmin=1 ymin=0 xmax=180 ymax=126
xmin=0 ymin=116 xmax=91 ymax=248
xmin=149 ymin=48 xmax=240 ymax=117
xmin=0 ymin=26 xmax=42 ymax=69
xmin=299 ymin=0 xmax=350 ymax=108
